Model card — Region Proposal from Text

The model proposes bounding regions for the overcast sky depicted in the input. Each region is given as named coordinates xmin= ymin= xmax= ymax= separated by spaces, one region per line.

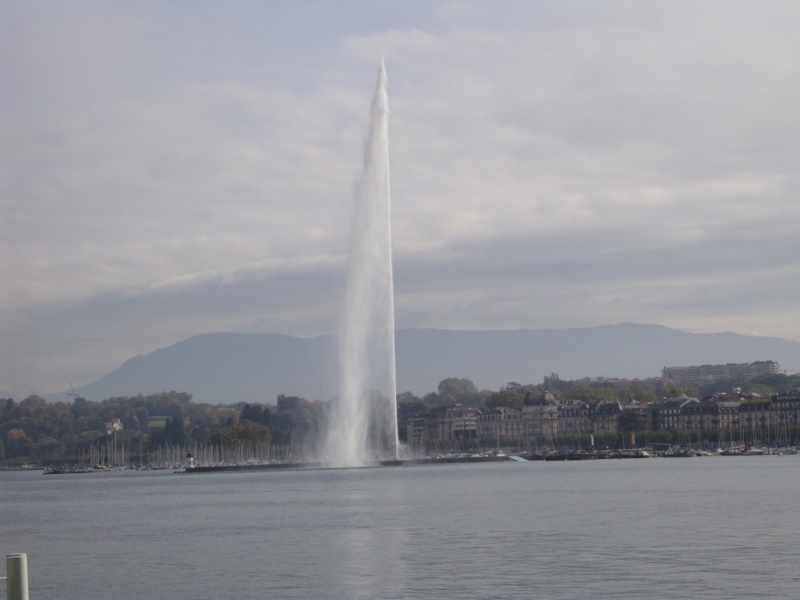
xmin=3 ymin=1 xmax=800 ymax=397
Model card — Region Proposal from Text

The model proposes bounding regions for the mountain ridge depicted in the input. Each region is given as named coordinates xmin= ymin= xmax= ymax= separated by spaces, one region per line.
xmin=51 ymin=323 xmax=800 ymax=404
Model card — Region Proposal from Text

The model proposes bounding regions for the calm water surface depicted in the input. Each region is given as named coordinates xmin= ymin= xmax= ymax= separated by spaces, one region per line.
xmin=2 ymin=457 xmax=799 ymax=599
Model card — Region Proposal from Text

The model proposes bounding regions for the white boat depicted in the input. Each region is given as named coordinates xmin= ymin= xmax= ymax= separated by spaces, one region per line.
xmin=742 ymin=447 xmax=766 ymax=455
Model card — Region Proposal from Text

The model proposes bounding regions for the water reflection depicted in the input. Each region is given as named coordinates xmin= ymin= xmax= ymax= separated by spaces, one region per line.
xmin=330 ymin=468 xmax=408 ymax=599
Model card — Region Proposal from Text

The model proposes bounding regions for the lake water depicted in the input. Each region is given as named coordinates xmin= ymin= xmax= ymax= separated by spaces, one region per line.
xmin=2 ymin=457 xmax=799 ymax=599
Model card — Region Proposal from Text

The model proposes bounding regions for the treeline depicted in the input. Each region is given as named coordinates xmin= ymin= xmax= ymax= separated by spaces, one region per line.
xmin=2 ymin=371 xmax=799 ymax=465
xmin=0 ymin=391 xmax=325 ymax=466
xmin=402 ymin=370 xmax=800 ymax=415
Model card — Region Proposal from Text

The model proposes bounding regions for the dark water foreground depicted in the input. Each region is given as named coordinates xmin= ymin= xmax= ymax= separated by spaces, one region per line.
xmin=3 ymin=457 xmax=799 ymax=599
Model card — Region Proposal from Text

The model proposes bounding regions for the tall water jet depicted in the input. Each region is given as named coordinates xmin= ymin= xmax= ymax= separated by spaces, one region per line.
xmin=325 ymin=62 xmax=398 ymax=467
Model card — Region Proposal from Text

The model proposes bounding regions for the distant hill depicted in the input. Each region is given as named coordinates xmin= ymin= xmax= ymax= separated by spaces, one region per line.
xmin=52 ymin=324 xmax=800 ymax=405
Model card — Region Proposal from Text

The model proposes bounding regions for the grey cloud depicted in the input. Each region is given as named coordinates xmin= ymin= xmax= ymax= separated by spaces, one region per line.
xmin=3 ymin=1 xmax=800 ymax=396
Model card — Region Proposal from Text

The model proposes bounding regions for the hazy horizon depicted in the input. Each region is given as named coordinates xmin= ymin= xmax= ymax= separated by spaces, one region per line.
xmin=23 ymin=323 xmax=800 ymax=405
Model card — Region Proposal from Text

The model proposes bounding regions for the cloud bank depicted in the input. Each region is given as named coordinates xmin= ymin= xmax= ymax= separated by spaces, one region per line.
xmin=3 ymin=1 xmax=799 ymax=395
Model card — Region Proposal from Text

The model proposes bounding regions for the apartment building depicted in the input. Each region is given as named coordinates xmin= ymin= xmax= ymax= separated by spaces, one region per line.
xmin=407 ymin=391 xmax=800 ymax=452
xmin=662 ymin=361 xmax=780 ymax=387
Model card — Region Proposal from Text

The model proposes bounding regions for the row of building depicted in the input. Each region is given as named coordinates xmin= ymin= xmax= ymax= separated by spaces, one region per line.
xmin=407 ymin=390 xmax=800 ymax=451
xmin=661 ymin=360 xmax=780 ymax=387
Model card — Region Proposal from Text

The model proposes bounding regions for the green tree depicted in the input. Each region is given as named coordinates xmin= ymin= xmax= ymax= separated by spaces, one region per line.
xmin=6 ymin=428 xmax=32 ymax=458
xmin=240 ymin=403 xmax=271 ymax=427
xmin=20 ymin=395 xmax=47 ymax=410
xmin=164 ymin=415 xmax=185 ymax=445
xmin=626 ymin=386 xmax=657 ymax=404
xmin=543 ymin=373 xmax=568 ymax=393
xmin=437 ymin=378 xmax=478 ymax=403
xmin=561 ymin=384 xmax=618 ymax=405
xmin=659 ymin=382 xmax=699 ymax=398
xmin=483 ymin=388 xmax=525 ymax=411
xmin=209 ymin=420 xmax=271 ymax=446
xmin=617 ymin=410 xmax=646 ymax=432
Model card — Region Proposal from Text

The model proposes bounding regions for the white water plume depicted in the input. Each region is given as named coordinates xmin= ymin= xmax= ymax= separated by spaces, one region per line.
xmin=325 ymin=62 xmax=398 ymax=467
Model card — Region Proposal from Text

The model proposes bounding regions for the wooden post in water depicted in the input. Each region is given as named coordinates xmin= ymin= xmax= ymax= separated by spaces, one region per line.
xmin=6 ymin=553 xmax=29 ymax=600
